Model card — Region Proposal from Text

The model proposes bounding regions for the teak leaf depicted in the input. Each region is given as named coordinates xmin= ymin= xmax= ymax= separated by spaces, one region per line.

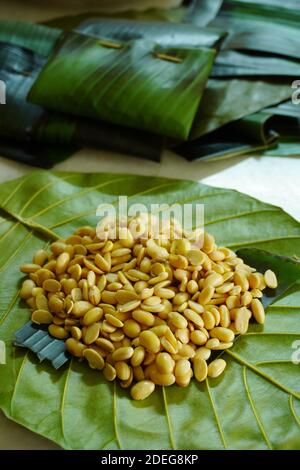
xmin=0 ymin=171 xmax=299 ymax=450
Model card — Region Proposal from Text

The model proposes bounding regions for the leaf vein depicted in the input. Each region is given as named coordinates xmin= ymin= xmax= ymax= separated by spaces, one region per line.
xmin=162 ymin=387 xmax=176 ymax=450
xmin=205 ymin=379 xmax=227 ymax=449
xmin=113 ymin=382 xmax=122 ymax=450
xmin=242 ymin=367 xmax=273 ymax=449
xmin=289 ymin=396 xmax=300 ymax=429
xmin=226 ymin=350 xmax=300 ymax=399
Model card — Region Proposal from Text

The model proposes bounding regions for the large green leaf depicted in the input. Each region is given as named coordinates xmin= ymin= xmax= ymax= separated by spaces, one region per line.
xmin=0 ymin=171 xmax=299 ymax=450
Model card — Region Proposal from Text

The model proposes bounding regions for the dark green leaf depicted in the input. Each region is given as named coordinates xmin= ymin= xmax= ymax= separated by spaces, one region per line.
xmin=0 ymin=139 xmax=74 ymax=168
xmin=190 ymin=78 xmax=290 ymax=139
xmin=29 ymin=31 xmax=216 ymax=140
xmin=264 ymin=100 xmax=300 ymax=119
xmin=212 ymin=50 xmax=300 ymax=77
xmin=213 ymin=0 xmax=300 ymax=59
xmin=0 ymin=171 xmax=299 ymax=450
xmin=75 ymin=18 xmax=225 ymax=50
xmin=261 ymin=138 xmax=300 ymax=157
xmin=43 ymin=7 xmax=187 ymax=30
xmin=236 ymin=249 xmax=300 ymax=307
xmin=0 ymin=22 xmax=163 ymax=163
xmin=186 ymin=0 xmax=223 ymax=26
xmin=0 ymin=20 xmax=61 ymax=57
xmin=175 ymin=112 xmax=278 ymax=161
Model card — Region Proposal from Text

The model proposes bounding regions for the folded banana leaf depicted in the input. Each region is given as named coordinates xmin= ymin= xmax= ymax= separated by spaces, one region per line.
xmin=177 ymin=103 xmax=300 ymax=161
xmin=28 ymin=28 xmax=217 ymax=140
xmin=1 ymin=6 xmax=299 ymax=165
xmin=190 ymin=78 xmax=290 ymax=139
xmin=185 ymin=0 xmax=298 ymax=138
xmin=0 ymin=21 xmax=61 ymax=56
xmin=176 ymin=112 xmax=278 ymax=161
xmin=74 ymin=17 xmax=225 ymax=49
xmin=0 ymin=21 xmax=164 ymax=165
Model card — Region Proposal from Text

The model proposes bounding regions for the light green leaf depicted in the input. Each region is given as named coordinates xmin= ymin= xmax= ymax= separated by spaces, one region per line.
xmin=0 ymin=171 xmax=299 ymax=450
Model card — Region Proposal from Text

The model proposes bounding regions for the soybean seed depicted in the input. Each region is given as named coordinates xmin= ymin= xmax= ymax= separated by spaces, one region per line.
xmin=112 ymin=347 xmax=134 ymax=361
xmin=193 ymin=357 xmax=208 ymax=382
xmin=207 ymin=359 xmax=226 ymax=378
xmin=210 ymin=327 xmax=234 ymax=343
xmin=82 ymin=307 xmax=103 ymax=326
xmin=139 ymin=331 xmax=160 ymax=353
xmin=83 ymin=322 xmax=101 ymax=345
xmin=190 ymin=330 xmax=207 ymax=346
xmin=32 ymin=309 xmax=53 ymax=325
xmin=83 ymin=348 xmax=105 ymax=370
xmin=174 ymin=359 xmax=190 ymax=378
xmin=149 ymin=368 xmax=175 ymax=386
xmin=66 ymin=338 xmax=86 ymax=357
xmin=43 ymin=279 xmax=61 ymax=293
xmin=48 ymin=324 xmax=68 ymax=340
xmin=103 ymin=363 xmax=117 ymax=381
xmin=251 ymin=299 xmax=265 ymax=324
xmin=115 ymin=362 xmax=131 ymax=381
xmin=194 ymin=347 xmax=211 ymax=361
xmin=131 ymin=346 xmax=145 ymax=367
xmin=132 ymin=309 xmax=155 ymax=327
xmin=131 ymin=380 xmax=155 ymax=400
xmin=156 ymin=352 xmax=175 ymax=374
xmin=264 ymin=270 xmax=278 ymax=289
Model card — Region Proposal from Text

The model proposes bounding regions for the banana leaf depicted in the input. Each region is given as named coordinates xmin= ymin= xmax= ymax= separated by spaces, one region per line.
xmin=213 ymin=0 xmax=300 ymax=60
xmin=177 ymin=103 xmax=300 ymax=161
xmin=176 ymin=112 xmax=278 ymax=161
xmin=190 ymin=78 xmax=290 ymax=139
xmin=212 ymin=50 xmax=300 ymax=77
xmin=187 ymin=0 xmax=299 ymax=138
xmin=30 ymin=12 xmax=296 ymax=148
xmin=262 ymin=138 xmax=300 ymax=157
xmin=44 ymin=8 xmax=187 ymax=30
xmin=74 ymin=17 xmax=225 ymax=49
xmin=264 ymin=100 xmax=300 ymax=119
xmin=0 ymin=171 xmax=300 ymax=450
xmin=28 ymin=29 xmax=217 ymax=140
xmin=0 ymin=21 xmax=163 ymax=164
xmin=185 ymin=0 xmax=224 ymax=26
xmin=0 ymin=21 xmax=61 ymax=57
